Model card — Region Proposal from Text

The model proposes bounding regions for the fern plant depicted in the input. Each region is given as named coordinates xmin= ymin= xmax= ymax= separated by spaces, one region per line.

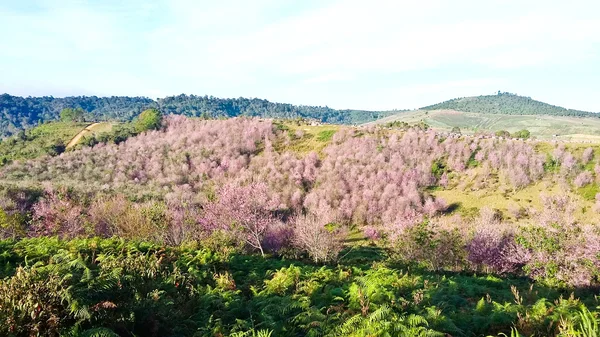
xmin=229 ymin=329 xmax=274 ymax=337
xmin=558 ymin=306 xmax=599 ymax=337
xmin=488 ymin=327 xmax=523 ymax=337
xmin=333 ymin=305 xmax=443 ymax=337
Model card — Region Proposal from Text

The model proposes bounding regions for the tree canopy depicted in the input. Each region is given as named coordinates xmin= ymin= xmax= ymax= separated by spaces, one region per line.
xmin=59 ymin=108 xmax=85 ymax=122
xmin=134 ymin=108 xmax=162 ymax=133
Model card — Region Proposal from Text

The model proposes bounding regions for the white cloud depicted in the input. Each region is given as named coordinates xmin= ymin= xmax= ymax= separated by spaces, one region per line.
xmin=1 ymin=0 xmax=599 ymax=110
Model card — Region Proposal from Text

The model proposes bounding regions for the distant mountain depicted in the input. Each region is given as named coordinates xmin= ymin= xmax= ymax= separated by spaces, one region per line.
xmin=421 ymin=92 xmax=598 ymax=117
xmin=0 ymin=94 xmax=396 ymax=137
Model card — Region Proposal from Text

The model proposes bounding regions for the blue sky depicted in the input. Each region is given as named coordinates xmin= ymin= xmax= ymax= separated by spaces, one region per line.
xmin=1 ymin=0 xmax=599 ymax=111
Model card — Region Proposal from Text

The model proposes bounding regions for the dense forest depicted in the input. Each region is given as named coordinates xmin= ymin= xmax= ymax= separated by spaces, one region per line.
xmin=422 ymin=92 xmax=599 ymax=117
xmin=0 ymin=94 xmax=396 ymax=137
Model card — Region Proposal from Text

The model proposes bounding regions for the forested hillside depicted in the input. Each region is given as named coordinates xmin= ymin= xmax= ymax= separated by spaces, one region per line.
xmin=422 ymin=92 xmax=598 ymax=117
xmin=2 ymin=116 xmax=600 ymax=335
xmin=0 ymin=94 xmax=395 ymax=137
xmin=0 ymin=94 xmax=152 ymax=136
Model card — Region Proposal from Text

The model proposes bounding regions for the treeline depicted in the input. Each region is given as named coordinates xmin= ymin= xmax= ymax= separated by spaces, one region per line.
xmin=0 ymin=93 xmax=395 ymax=137
xmin=0 ymin=94 xmax=153 ymax=136
xmin=422 ymin=91 xmax=598 ymax=117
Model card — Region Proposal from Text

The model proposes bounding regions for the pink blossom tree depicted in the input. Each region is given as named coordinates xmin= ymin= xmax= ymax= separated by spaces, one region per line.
xmin=582 ymin=147 xmax=594 ymax=164
xmin=201 ymin=182 xmax=281 ymax=256
xmin=30 ymin=188 xmax=85 ymax=238
xmin=292 ymin=208 xmax=347 ymax=263
xmin=574 ymin=171 xmax=593 ymax=188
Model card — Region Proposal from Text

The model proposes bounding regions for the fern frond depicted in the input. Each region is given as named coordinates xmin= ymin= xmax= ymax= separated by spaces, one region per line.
xmin=80 ymin=327 xmax=120 ymax=337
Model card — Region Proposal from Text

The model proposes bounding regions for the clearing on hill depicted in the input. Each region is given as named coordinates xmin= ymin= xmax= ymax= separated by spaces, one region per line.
xmin=66 ymin=122 xmax=115 ymax=149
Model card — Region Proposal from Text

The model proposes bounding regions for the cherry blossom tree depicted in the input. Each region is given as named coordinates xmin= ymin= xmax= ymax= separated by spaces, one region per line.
xmin=201 ymin=182 xmax=281 ymax=256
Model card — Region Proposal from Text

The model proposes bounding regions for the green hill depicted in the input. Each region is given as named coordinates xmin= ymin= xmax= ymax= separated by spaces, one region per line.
xmin=0 ymin=121 xmax=88 ymax=164
xmin=422 ymin=91 xmax=598 ymax=117
xmin=0 ymin=94 xmax=396 ymax=137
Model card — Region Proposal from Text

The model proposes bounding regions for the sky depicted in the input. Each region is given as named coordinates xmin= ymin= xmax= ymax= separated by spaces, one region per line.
xmin=1 ymin=0 xmax=599 ymax=111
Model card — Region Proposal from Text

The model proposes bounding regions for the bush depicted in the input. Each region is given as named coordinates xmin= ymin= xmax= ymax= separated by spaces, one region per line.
xmin=511 ymin=129 xmax=531 ymax=139
xmin=134 ymin=108 xmax=162 ymax=133
xmin=292 ymin=214 xmax=346 ymax=263
xmin=392 ymin=219 xmax=466 ymax=271
xmin=495 ymin=130 xmax=511 ymax=138
xmin=574 ymin=171 xmax=593 ymax=187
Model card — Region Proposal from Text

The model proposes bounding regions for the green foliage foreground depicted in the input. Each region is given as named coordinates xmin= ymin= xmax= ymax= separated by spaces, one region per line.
xmin=1 ymin=238 xmax=599 ymax=337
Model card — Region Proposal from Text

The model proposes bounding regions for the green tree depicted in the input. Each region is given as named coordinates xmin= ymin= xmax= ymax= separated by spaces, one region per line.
xmin=59 ymin=108 xmax=85 ymax=122
xmin=495 ymin=130 xmax=511 ymax=138
xmin=134 ymin=108 xmax=162 ymax=133
xmin=512 ymin=129 xmax=530 ymax=139
xmin=451 ymin=126 xmax=461 ymax=134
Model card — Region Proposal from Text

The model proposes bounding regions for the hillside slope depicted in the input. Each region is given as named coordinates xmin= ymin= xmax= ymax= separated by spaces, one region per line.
xmin=422 ymin=92 xmax=597 ymax=117
xmin=368 ymin=109 xmax=600 ymax=140
xmin=65 ymin=122 xmax=115 ymax=149
xmin=0 ymin=121 xmax=88 ymax=164
xmin=0 ymin=93 xmax=395 ymax=137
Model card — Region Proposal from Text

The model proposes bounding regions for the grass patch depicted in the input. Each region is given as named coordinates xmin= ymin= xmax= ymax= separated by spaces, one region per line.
xmin=316 ymin=129 xmax=336 ymax=142
xmin=66 ymin=122 xmax=117 ymax=148
xmin=274 ymin=123 xmax=340 ymax=155
xmin=577 ymin=183 xmax=599 ymax=201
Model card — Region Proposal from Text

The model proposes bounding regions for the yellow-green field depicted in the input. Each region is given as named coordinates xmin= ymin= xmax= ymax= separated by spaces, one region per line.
xmin=433 ymin=179 xmax=599 ymax=223
xmin=368 ymin=109 xmax=600 ymax=141
xmin=275 ymin=122 xmax=341 ymax=155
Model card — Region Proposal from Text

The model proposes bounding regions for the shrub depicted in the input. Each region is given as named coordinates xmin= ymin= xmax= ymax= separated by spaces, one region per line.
xmin=88 ymin=195 xmax=167 ymax=241
xmin=582 ymin=147 xmax=594 ymax=164
xmin=574 ymin=171 xmax=593 ymax=187
xmin=392 ymin=219 xmax=466 ymax=271
xmin=511 ymin=129 xmax=530 ymax=139
xmin=292 ymin=212 xmax=346 ymax=263
xmin=516 ymin=195 xmax=600 ymax=286
xmin=466 ymin=224 xmax=520 ymax=274
xmin=201 ymin=183 xmax=283 ymax=256
xmin=495 ymin=130 xmax=511 ymax=138
xmin=134 ymin=108 xmax=162 ymax=133
xmin=30 ymin=188 xmax=86 ymax=238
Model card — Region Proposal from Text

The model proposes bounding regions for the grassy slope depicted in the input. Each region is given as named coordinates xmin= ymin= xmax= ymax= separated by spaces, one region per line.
xmin=66 ymin=122 xmax=116 ymax=148
xmin=274 ymin=121 xmax=341 ymax=155
xmin=434 ymin=178 xmax=600 ymax=224
xmin=0 ymin=121 xmax=88 ymax=163
xmin=368 ymin=109 xmax=600 ymax=140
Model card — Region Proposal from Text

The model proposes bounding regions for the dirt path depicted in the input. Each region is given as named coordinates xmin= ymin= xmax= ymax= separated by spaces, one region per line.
xmin=66 ymin=123 xmax=101 ymax=148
